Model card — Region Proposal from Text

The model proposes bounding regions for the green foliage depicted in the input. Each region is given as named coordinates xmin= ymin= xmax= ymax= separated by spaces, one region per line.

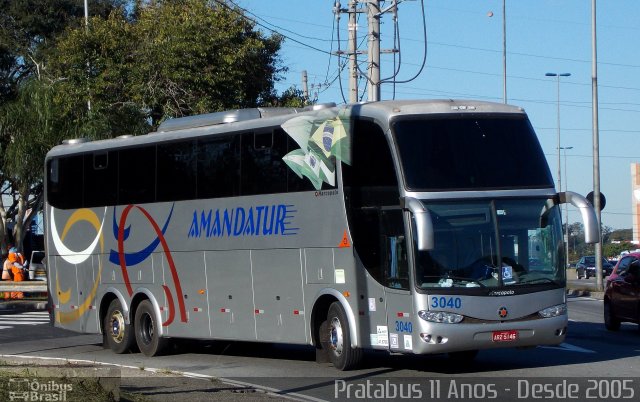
xmin=0 ymin=0 xmax=126 ymax=103
xmin=0 ymin=0 xmax=293 ymax=252
xmin=603 ymin=241 xmax=636 ymax=259
xmin=48 ymin=0 xmax=286 ymax=129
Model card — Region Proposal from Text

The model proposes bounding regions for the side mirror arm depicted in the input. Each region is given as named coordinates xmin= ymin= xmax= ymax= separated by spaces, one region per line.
xmin=402 ymin=197 xmax=434 ymax=251
xmin=559 ymin=191 xmax=600 ymax=244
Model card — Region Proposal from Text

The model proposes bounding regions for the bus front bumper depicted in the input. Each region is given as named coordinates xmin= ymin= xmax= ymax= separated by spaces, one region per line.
xmin=410 ymin=314 xmax=568 ymax=355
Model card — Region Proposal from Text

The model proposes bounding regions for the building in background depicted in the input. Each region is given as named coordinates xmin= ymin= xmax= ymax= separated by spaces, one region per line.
xmin=632 ymin=163 xmax=640 ymax=244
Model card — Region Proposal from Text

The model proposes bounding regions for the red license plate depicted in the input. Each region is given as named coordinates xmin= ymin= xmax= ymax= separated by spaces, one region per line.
xmin=492 ymin=330 xmax=519 ymax=342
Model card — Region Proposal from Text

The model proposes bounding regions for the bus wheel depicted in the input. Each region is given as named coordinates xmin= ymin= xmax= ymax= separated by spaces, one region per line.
xmin=327 ymin=302 xmax=362 ymax=370
xmin=135 ymin=300 xmax=168 ymax=356
xmin=104 ymin=299 xmax=135 ymax=354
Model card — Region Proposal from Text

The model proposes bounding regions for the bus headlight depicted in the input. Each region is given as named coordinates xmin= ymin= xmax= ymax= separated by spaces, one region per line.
xmin=538 ymin=304 xmax=567 ymax=318
xmin=418 ymin=310 xmax=463 ymax=324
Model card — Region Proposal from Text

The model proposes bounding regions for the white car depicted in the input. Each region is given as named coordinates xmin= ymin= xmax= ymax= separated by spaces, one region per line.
xmin=29 ymin=251 xmax=47 ymax=281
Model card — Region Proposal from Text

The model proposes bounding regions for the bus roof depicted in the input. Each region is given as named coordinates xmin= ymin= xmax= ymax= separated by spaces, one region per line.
xmin=46 ymin=99 xmax=526 ymax=159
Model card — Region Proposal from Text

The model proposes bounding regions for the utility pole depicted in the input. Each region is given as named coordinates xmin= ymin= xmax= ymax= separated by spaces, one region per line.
xmin=592 ymin=0 xmax=603 ymax=291
xmin=367 ymin=0 xmax=381 ymax=101
xmin=301 ymin=70 xmax=309 ymax=101
xmin=348 ymin=0 xmax=359 ymax=103
xmin=335 ymin=0 xmax=398 ymax=103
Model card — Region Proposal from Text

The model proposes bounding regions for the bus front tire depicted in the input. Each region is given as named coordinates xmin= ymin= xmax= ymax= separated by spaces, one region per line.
xmin=326 ymin=302 xmax=362 ymax=370
xmin=104 ymin=299 xmax=135 ymax=354
xmin=135 ymin=300 xmax=168 ymax=356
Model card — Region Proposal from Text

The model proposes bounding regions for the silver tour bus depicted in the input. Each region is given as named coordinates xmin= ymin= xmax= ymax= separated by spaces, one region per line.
xmin=45 ymin=100 xmax=599 ymax=370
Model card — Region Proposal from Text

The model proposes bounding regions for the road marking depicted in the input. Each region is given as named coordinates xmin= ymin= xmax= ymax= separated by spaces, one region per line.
xmin=539 ymin=342 xmax=596 ymax=354
xmin=0 ymin=312 xmax=49 ymax=330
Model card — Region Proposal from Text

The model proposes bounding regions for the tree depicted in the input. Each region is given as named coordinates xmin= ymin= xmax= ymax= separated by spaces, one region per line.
xmin=0 ymin=0 xmax=127 ymax=103
xmin=48 ymin=0 xmax=288 ymax=129
xmin=1 ymin=0 xmax=299 ymax=253
xmin=0 ymin=79 xmax=76 ymax=253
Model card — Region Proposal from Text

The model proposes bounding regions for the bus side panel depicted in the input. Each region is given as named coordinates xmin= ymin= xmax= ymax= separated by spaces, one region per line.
xmin=252 ymin=249 xmax=306 ymax=343
xmin=304 ymin=248 xmax=334 ymax=284
xmin=160 ymin=251 xmax=209 ymax=338
xmin=75 ymin=254 xmax=100 ymax=333
xmin=206 ymin=250 xmax=256 ymax=341
xmin=355 ymin=266 xmax=389 ymax=350
xmin=52 ymin=256 xmax=81 ymax=332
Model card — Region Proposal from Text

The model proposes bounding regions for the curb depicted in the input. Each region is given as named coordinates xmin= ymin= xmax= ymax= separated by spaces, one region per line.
xmin=567 ymin=288 xmax=604 ymax=300
xmin=0 ymin=300 xmax=48 ymax=312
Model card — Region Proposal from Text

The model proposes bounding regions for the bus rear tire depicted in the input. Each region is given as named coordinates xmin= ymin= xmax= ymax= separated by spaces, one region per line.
xmin=104 ymin=299 xmax=135 ymax=354
xmin=327 ymin=302 xmax=362 ymax=370
xmin=135 ymin=300 xmax=168 ymax=356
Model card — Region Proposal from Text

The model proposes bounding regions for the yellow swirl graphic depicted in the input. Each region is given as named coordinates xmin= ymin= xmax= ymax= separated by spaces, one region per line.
xmin=51 ymin=208 xmax=106 ymax=324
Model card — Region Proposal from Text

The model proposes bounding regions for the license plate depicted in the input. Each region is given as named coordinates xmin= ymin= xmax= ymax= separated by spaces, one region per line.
xmin=492 ymin=330 xmax=519 ymax=342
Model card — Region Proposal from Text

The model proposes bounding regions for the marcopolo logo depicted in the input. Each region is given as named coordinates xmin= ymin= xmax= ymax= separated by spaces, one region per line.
xmin=188 ymin=203 xmax=299 ymax=239
xmin=8 ymin=378 xmax=73 ymax=401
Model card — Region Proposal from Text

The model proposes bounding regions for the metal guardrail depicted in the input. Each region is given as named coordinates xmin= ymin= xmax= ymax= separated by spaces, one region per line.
xmin=0 ymin=281 xmax=48 ymax=292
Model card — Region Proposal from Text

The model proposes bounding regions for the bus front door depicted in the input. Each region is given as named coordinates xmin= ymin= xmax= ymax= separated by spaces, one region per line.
xmin=381 ymin=209 xmax=415 ymax=354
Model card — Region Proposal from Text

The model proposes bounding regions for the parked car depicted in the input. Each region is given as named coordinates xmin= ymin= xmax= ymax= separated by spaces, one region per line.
xmin=604 ymin=259 xmax=640 ymax=330
xmin=608 ymin=253 xmax=640 ymax=284
xmin=576 ymin=256 xmax=613 ymax=279
xmin=29 ymin=251 xmax=47 ymax=281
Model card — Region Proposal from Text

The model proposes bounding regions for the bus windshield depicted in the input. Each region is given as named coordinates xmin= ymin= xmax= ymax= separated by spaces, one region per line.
xmin=414 ymin=199 xmax=565 ymax=289
xmin=392 ymin=115 xmax=553 ymax=191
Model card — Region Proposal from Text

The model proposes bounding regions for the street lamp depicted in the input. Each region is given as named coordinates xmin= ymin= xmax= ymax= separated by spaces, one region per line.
xmin=545 ymin=72 xmax=571 ymax=194
xmin=561 ymin=146 xmax=573 ymax=268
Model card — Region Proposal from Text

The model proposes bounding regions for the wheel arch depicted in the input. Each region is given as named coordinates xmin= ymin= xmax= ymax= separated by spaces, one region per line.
xmin=98 ymin=288 xmax=129 ymax=333
xmin=131 ymin=287 xmax=165 ymax=337
xmin=311 ymin=289 xmax=358 ymax=348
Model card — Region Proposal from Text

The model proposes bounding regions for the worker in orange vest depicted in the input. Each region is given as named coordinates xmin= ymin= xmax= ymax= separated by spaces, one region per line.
xmin=2 ymin=248 xmax=25 ymax=299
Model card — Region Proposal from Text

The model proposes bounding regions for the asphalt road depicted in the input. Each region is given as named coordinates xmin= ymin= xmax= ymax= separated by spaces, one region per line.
xmin=0 ymin=296 xmax=638 ymax=401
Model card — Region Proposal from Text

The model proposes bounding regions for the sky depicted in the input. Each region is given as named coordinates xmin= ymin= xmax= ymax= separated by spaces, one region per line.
xmin=236 ymin=0 xmax=640 ymax=232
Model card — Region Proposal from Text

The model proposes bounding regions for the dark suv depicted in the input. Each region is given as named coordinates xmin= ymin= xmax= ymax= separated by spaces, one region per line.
xmin=576 ymin=256 xmax=613 ymax=279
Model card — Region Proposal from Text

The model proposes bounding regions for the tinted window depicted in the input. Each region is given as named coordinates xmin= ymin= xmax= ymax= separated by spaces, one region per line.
xmin=343 ymin=119 xmax=399 ymax=208
xmin=84 ymin=152 xmax=118 ymax=207
xmin=240 ymin=131 xmax=288 ymax=195
xmin=118 ymin=146 xmax=156 ymax=204
xmin=344 ymin=119 xmax=401 ymax=286
xmin=157 ymin=140 xmax=197 ymax=202
xmin=286 ymin=132 xmax=317 ymax=193
xmin=197 ymin=135 xmax=240 ymax=198
xmin=616 ymin=257 xmax=635 ymax=275
xmin=47 ymin=156 xmax=83 ymax=209
xmin=392 ymin=114 xmax=553 ymax=191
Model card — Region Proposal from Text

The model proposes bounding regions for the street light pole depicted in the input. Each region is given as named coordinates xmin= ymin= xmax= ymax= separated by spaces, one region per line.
xmin=561 ymin=146 xmax=573 ymax=268
xmin=545 ymin=72 xmax=571 ymax=194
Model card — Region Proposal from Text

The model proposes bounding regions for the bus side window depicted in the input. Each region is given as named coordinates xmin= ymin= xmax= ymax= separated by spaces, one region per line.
xmin=197 ymin=135 xmax=240 ymax=199
xmin=84 ymin=151 xmax=117 ymax=207
xmin=240 ymin=130 xmax=288 ymax=195
xmin=157 ymin=140 xmax=197 ymax=202
xmin=48 ymin=155 xmax=83 ymax=209
xmin=118 ymin=146 xmax=156 ymax=205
